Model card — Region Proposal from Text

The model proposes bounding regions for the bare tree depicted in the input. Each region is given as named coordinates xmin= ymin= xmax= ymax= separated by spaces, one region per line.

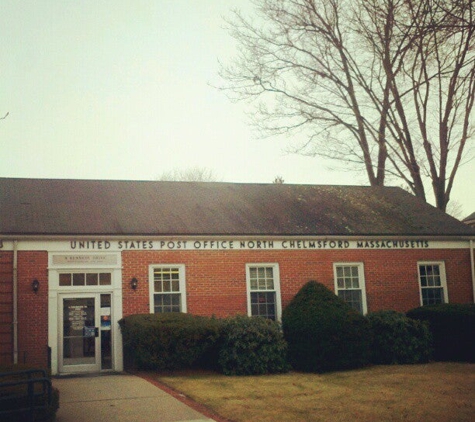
xmin=446 ymin=199 xmax=464 ymax=220
xmin=219 ymin=0 xmax=475 ymax=211
xmin=157 ymin=167 xmax=219 ymax=182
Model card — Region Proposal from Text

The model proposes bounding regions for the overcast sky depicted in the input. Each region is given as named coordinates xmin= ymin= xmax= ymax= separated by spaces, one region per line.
xmin=1 ymin=0 xmax=473 ymax=218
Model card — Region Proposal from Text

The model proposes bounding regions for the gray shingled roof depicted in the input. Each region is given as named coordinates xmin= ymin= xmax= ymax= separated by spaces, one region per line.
xmin=464 ymin=212 xmax=475 ymax=222
xmin=0 ymin=178 xmax=474 ymax=237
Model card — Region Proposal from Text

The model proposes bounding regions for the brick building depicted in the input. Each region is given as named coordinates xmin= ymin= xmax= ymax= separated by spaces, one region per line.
xmin=1 ymin=178 xmax=474 ymax=375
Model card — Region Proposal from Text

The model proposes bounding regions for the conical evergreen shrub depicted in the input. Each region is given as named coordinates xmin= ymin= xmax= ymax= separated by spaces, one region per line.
xmin=282 ymin=281 xmax=371 ymax=372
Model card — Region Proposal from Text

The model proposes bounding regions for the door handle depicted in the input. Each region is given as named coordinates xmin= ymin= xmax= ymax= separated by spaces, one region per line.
xmin=95 ymin=327 xmax=99 ymax=337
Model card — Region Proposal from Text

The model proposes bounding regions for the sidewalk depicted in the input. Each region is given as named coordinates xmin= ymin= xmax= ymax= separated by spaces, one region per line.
xmin=53 ymin=373 xmax=216 ymax=422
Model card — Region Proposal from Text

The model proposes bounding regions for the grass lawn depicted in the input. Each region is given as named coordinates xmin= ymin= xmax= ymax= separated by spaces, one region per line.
xmin=150 ymin=363 xmax=475 ymax=422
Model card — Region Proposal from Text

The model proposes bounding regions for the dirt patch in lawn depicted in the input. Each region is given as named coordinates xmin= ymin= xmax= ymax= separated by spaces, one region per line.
xmin=145 ymin=363 xmax=475 ymax=422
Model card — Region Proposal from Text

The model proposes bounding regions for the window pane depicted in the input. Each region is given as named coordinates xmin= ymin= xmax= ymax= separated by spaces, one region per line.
xmin=59 ymin=273 xmax=71 ymax=286
xmin=337 ymin=277 xmax=344 ymax=289
xmin=422 ymin=288 xmax=444 ymax=305
xmin=154 ymin=293 xmax=181 ymax=313
xmin=99 ymin=273 xmax=111 ymax=285
xmin=100 ymin=294 xmax=111 ymax=307
xmin=154 ymin=280 xmax=163 ymax=293
xmin=419 ymin=264 xmax=444 ymax=306
xmin=430 ymin=270 xmax=442 ymax=286
xmin=86 ymin=273 xmax=98 ymax=286
xmin=336 ymin=266 xmax=360 ymax=290
xmin=258 ymin=278 xmax=266 ymax=290
xmin=266 ymin=277 xmax=274 ymax=290
xmin=250 ymin=292 xmax=276 ymax=320
xmin=153 ymin=267 xmax=183 ymax=313
xmin=154 ymin=268 xmax=180 ymax=292
xmin=73 ymin=273 xmax=85 ymax=286
xmin=154 ymin=268 xmax=180 ymax=293
xmin=336 ymin=265 xmax=364 ymax=314
xmin=250 ymin=266 xmax=274 ymax=291
xmin=338 ymin=290 xmax=363 ymax=313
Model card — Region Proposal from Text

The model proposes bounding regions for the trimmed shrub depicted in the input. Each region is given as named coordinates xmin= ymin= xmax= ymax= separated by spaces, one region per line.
xmin=367 ymin=310 xmax=432 ymax=364
xmin=218 ymin=315 xmax=289 ymax=376
xmin=0 ymin=364 xmax=59 ymax=422
xmin=282 ymin=281 xmax=372 ymax=373
xmin=118 ymin=313 xmax=222 ymax=370
xmin=407 ymin=304 xmax=475 ymax=362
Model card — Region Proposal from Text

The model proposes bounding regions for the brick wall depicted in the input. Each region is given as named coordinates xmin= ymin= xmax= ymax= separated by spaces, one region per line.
xmin=122 ymin=248 xmax=474 ymax=318
xmin=17 ymin=251 xmax=49 ymax=367
xmin=8 ymin=247 xmax=473 ymax=368
xmin=0 ymin=251 xmax=13 ymax=364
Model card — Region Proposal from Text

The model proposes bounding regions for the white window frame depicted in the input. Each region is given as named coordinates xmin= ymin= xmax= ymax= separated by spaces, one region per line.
xmin=333 ymin=262 xmax=368 ymax=314
xmin=246 ymin=263 xmax=282 ymax=321
xmin=149 ymin=264 xmax=187 ymax=313
xmin=417 ymin=261 xmax=448 ymax=306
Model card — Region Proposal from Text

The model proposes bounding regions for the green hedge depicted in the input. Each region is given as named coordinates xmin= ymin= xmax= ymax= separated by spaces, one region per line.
xmin=118 ymin=313 xmax=222 ymax=370
xmin=121 ymin=304 xmax=450 ymax=376
xmin=407 ymin=304 xmax=475 ymax=362
xmin=217 ymin=315 xmax=289 ymax=375
xmin=282 ymin=281 xmax=372 ymax=373
xmin=0 ymin=364 xmax=59 ymax=422
xmin=367 ymin=310 xmax=432 ymax=364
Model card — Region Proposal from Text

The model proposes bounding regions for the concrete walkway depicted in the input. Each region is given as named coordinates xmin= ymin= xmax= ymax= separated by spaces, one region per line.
xmin=53 ymin=373 xmax=216 ymax=422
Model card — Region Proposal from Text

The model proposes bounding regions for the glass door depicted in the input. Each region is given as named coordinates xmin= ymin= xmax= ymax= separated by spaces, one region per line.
xmin=59 ymin=294 xmax=101 ymax=373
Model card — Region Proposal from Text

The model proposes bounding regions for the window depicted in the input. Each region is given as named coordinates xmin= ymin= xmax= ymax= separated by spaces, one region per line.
xmin=246 ymin=264 xmax=282 ymax=321
xmin=418 ymin=262 xmax=448 ymax=305
xmin=334 ymin=263 xmax=367 ymax=314
xmin=149 ymin=265 xmax=187 ymax=313
xmin=59 ymin=272 xmax=111 ymax=286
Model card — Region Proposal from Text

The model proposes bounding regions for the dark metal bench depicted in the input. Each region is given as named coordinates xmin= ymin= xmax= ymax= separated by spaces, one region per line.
xmin=0 ymin=369 xmax=52 ymax=422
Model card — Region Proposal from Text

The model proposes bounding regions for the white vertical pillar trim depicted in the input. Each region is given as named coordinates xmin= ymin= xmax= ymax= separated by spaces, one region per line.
xmin=13 ymin=240 xmax=18 ymax=364
xmin=470 ymin=240 xmax=475 ymax=304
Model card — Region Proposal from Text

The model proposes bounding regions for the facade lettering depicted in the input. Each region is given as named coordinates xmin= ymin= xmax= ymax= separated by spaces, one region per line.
xmin=0 ymin=238 xmax=448 ymax=251
xmin=71 ymin=240 xmax=111 ymax=250
xmin=356 ymin=240 xmax=430 ymax=249
xmin=281 ymin=240 xmax=350 ymax=249
xmin=66 ymin=238 xmax=432 ymax=251
xmin=118 ymin=240 xmax=154 ymax=250
xmin=239 ymin=240 xmax=273 ymax=249
xmin=193 ymin=240 xmax=235 ymax=249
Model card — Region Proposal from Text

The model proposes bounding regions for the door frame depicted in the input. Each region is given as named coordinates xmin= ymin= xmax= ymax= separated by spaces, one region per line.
xmin=48 ymin=252 xmax=123 ymax=375
xmin=59 ymin=293 xmax=101 ymax=374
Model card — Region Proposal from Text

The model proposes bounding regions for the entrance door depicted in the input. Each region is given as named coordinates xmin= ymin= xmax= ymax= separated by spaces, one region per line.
xmin=59 ymin=294 xmax=102 ymax=373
